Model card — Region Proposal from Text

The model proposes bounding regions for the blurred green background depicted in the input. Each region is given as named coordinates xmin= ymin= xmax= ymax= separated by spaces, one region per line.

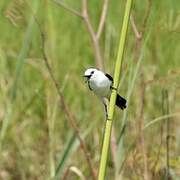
xmin=0 ymin=0 xmax=180 ymax=179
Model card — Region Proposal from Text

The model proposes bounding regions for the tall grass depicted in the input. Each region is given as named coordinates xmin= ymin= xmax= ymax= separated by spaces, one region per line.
xmin=0 ymin=0 xmax=180 ymax=179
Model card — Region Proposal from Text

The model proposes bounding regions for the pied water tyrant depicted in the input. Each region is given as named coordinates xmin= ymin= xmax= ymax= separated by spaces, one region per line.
xmin=84 ymin=67 xmax=127 ymax=117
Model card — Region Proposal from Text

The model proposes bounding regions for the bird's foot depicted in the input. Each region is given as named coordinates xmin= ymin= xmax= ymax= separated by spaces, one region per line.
xmin=111 ymin=86 xmax=117 ymax=91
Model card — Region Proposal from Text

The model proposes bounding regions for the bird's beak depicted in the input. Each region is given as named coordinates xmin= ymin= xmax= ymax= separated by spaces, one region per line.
xmin=83 ymin=75 xmax=91 ymax=83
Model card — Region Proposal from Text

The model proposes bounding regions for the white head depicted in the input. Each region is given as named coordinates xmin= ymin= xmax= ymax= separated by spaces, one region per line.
xmin=84 ymin=67 xmax=99 ymax=81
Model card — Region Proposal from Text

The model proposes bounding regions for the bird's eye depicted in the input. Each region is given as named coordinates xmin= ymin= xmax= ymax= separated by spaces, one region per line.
xmin=91 ymin=71 xmax=94 ymax=75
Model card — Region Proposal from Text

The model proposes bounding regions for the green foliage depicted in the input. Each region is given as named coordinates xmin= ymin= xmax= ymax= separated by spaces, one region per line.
xmin=0 ymin=0 xmax=180 ymax=179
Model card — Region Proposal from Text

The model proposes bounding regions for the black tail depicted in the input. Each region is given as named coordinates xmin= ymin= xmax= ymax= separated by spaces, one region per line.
xmin=116 ymin=94 xmax=127 ymax=110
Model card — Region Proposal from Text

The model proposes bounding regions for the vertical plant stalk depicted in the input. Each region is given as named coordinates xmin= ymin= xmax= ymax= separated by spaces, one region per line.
xmin=82 ymin=0 xmax=104 ymax=69
xmin=96 ymin=0 xmax=109 ymax=40
xmin=162 ymin=89 xmax=170 ymax=180
xmin=138 ymin=74 xmax=149 ymax=180
xmin=98 ymin=0 xmax=133 ymax=179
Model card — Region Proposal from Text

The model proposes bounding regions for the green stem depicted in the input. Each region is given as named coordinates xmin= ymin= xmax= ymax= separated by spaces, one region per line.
xmin=98 ymin=0 xmax=133 ymax=179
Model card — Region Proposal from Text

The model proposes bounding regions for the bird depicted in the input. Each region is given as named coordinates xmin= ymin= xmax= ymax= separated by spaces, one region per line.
xmin=84 ymin=67 xmax=127 ymax=117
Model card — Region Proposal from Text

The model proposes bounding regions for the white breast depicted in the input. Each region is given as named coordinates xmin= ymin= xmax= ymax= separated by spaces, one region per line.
xmin=89 ymin=71 xmax=111 ymax=97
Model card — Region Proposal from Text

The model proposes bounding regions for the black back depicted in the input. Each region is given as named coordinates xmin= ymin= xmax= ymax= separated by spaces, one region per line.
xmin=105 ymin=73 xmax=113 ymax=82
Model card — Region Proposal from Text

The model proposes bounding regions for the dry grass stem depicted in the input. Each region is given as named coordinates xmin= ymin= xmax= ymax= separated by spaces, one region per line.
xmin=32 ymin=14 xmax=97 ymax=180
xmin=53 ymin=0 xmax=83 ymax=17
xmin=138 ymin=74 xmax=149 ymax=180
xmin=97 ymin=0 xmax=109 ymax=39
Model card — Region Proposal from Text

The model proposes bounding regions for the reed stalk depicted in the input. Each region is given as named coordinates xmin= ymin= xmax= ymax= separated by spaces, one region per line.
xmin=98 ymin=0 xmax=133 ymax=179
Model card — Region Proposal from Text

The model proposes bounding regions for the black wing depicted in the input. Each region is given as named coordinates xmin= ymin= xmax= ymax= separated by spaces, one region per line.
xmin=105 ymin=73 xmax=113 ymax=83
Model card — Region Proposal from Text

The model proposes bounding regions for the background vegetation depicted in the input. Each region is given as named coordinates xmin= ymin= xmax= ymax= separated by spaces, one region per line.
xmin=0 ymin=0 xmax=179 ymax=179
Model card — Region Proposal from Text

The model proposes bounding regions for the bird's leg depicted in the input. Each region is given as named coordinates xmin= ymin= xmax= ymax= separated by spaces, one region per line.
xmin=102 ymin=98 xmax=108 ymax=119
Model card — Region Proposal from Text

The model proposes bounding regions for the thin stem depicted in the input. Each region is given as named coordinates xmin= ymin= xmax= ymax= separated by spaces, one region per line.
xmin=53 ymin=0 xmax=83 ymax=17
xmin=141 ymin=0 xmax=152 ymax=34
xmin=162 ymin=90 xmax=170 ymax=180
xmin=98 ymin=0 xmax=133 ymax=179
xmin=96 ymin=0 xmax=109 ymax=39
xmin=82 ymin=0 xmax=104 ymax=69
xmin=42 ymin=32 xmax=96 ymax=180
xmin=130 ymin=0 xmax=152 ymax=59
xmin=151 ymin=90 xmax=165 ymax=176
xmin=32 ymin=15 xmax=97 ymax=180
xmin=130 ymin=15 xmax=141 ymax=40
xmin=143 ymin=113 xmax=179 ymax=129
xmin=138 ymin=73 xmax=149 ymax=180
